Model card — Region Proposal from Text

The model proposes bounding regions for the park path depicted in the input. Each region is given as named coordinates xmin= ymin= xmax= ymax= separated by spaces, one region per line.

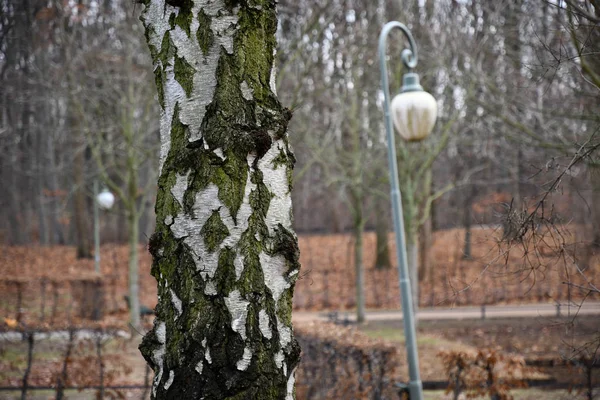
xmin=292 ymin=301 xmax=600 ymax=323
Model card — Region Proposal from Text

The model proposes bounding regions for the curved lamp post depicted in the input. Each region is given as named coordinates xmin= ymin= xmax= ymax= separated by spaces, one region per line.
xmin=379 ymin=22 xmax=437 ymax=400
xmin=94 ymin=180 xmax=115 ymax=274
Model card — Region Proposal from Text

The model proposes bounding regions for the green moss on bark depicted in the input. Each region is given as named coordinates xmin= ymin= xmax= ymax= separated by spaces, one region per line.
xmin=234 ymin=7 xmax=278 ymax=104
xmin=213 ymin=247 xmax=236 ymax=293
xmin=196 ymin=10 xmax=214 ymax=55
xmin=215 ymin=150 xmax=248 ymax=221
xmin=174 ymin=55 xmax=195 ymax=97
xmin=201 ymin=211 xmax=229 ymax=252
xmin=270 ymin=224 xmax=299 ymax=265
xmin=174 ymin=7 xmax=193 ymax=34
xmin=238 ymin=242 xmax=265 ymax=296
xmin=154 ymin=66 xmax=166 ymax=109
xmin=158 ymin=31 xmax=175 ymax=67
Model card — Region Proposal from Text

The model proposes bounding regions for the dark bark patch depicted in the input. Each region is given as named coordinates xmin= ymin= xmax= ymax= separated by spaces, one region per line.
xmin=173 ymin=6 xmax=193 ymax=35
xmin=154 ymin=170 xmax=181 ymax=229
xmin=249 ymin=170 xmax=272 ymax=221
xmin=235 ymin=6 xmax=278 ymax=105
xmin=139 ymin=324 xmax=161 ymax=370
xmin=196 ymin=10 xmax=214 ymax=56
xmin=157 ymin=31 xmax=175 ymax=67
xmin=148 ymin=231 xmax=163 ymax=259
xmin=153 ymin=66 xmax=166 ymax=109
xmin=213 ymin=150 xmax=248 ymax=222
xmin=237 ymin=245 xmax=266 ymax=296
xmin=201 ymin=210 xmax=230 ymax=252
xmin=165 ymin=0 xmax=193 ymax=11
xmin=270 ymin=224 xmax=299 ymax=265
xmin=174 ymin=55 xmax=196 ymax=97
xmin=251 ymin=129 xmax=272 ymax=161
xmin=159 ymin=366 xmax=204 ymax=398
xmin=214 ymin=247 xmax=236 ymax=293
xmin=276 ymin=290 xmax=294 ymax=326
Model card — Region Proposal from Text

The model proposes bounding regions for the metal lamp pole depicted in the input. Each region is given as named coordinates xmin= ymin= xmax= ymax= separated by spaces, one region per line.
xmin=379 ymin=21 xmax=426 ymax=400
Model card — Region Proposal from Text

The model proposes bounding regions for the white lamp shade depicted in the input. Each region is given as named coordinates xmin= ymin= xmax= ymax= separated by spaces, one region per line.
xmin=97 ymin=189 xmax=115 ymax=210
xmin=390 ymin=90 xmax=437 ymax=142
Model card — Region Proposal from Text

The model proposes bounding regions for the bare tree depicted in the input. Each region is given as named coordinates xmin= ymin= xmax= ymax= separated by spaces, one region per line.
xmin=70 ymin=20 xmax=159 ymax=329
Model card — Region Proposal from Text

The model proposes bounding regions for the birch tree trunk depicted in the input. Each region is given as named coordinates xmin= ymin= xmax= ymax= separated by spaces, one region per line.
xmin=139 ymin=1 xmax=301 ymax=398
xmin=73 ymin=141 xmax=91 ymax=258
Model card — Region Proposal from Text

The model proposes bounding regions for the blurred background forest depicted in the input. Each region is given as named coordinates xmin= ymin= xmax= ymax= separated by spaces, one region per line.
xmin=1 ymin=0 xmax=599 ymax=306
xmin=1 ymin=0 xmax=599 ymax=398
xmin=1 ymin=0 xmax=598 ymax=248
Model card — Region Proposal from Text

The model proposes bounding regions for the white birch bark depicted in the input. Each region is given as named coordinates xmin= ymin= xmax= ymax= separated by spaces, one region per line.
xmin=139 ymin=1 xmax=300 ymax=398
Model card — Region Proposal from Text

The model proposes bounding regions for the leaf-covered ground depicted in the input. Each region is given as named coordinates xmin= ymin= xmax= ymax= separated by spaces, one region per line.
xmin=0 ymin=226 xmax=598 ymax=398
xmin=1 ymin=226 xmax=598 ymax=329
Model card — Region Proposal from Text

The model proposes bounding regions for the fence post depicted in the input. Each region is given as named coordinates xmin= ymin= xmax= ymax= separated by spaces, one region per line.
xmin=96 ymin=330 xmax=105 ymax=400
xmin=20 ymin=331 xmax=34 ymax=400
xmin=481 ymin=304 xmax=486 ymax=320
xmin=56 ymin=328 xmax=75 ymax=400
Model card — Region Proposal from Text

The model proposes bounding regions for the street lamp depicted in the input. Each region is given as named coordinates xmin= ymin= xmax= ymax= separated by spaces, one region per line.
xmin=379 ymin=21 xmax=437 ymax=400
xmin=94 ymin=180 xmax=115 ymax=274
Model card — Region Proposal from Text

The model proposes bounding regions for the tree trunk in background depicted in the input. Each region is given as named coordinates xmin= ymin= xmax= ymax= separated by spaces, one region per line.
xmin=7 ymin=159 xmax=26 ymax=244
xmin=463 ymin=198 xmax=472 ymax=260
xmin=117 ymin=201 xmax=128 ymax=243
xmin=48 ymin=132 xmax=65 ymax=245
xmin=463 ymin=185 xmax=475 ymax=260
xmin=589 ymin=163 xmax=600 ymax=248
xmin=374 ymin=203 xmax=391 ymax=270
xmin=463 ymin=223 xmax=472 ymax=259
xmin=73 ymin=144 xmax=91 ymax=258
xmin=329 ymin=186 xmax=343 ymax=233
xmin=36 ymin=126 xmax=49 ymax=245
xmin=418 ymin=216 xmax=431 ymax=282
xmin=139 ymin=1 xmax=301 ymax=398
xmin=37 ymin=184 xmax=48 ymax=245
xmin=407 ymin=239 xmax=419 ymax=320
xmin=354 ymin=223 xmax=366 ymax=324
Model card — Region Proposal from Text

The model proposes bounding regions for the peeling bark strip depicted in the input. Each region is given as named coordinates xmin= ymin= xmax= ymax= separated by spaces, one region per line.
xmin=139 ymin=0 xmax=300 ymax=399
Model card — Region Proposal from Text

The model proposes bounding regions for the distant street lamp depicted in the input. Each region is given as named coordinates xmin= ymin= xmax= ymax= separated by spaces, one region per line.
xmin=94 ymin=180 xmax=115 ymax=274
xmin=378 ymin=21 xmax=438 ymax=400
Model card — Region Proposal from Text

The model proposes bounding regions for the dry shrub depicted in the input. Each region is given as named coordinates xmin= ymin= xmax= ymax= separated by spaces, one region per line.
xmin=295 ymin=322 xmax=399 ymax=400
xmin=438 ymin=348 xmax=529 ymax=400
